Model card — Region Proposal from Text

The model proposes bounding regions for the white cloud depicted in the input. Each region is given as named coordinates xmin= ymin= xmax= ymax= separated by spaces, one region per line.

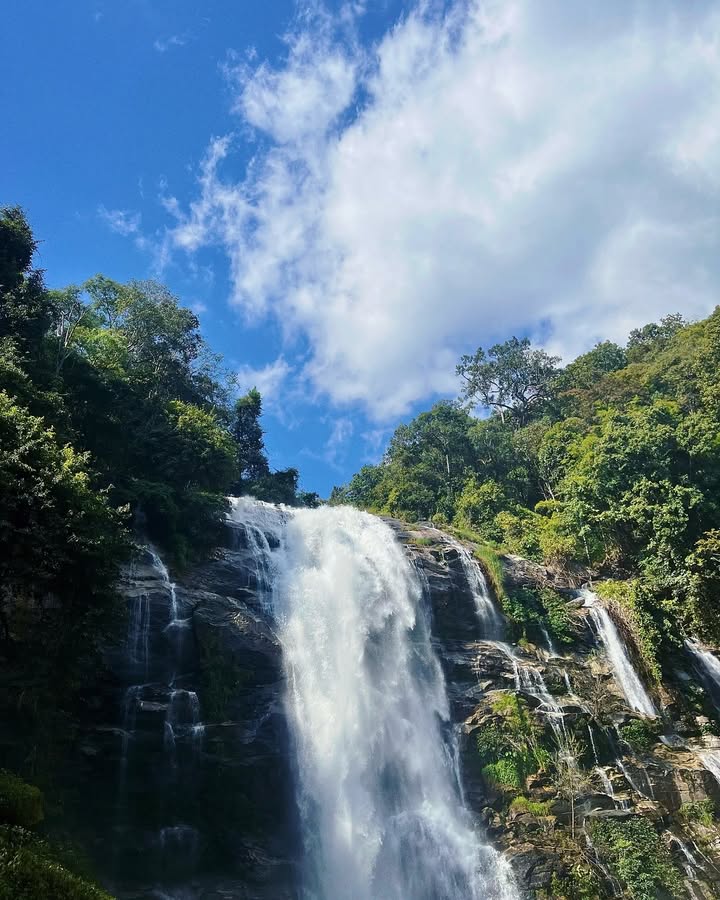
xmin=162 ymin=0 xmax=720 ymax=420
xmin=236 ymin=356 xmax=292 ymax=403
xmin=98 ymin=205 xmax=141 ymax=237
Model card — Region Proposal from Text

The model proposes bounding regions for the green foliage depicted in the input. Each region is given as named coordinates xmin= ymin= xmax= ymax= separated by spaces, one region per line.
xmin=336 ymin=307 xmax=720 ymax=666
xmin=0 ymin=773 xmax=43 ymax=828
xmin=686 ymin=530 xmax=720 ymax=643
xmin=589 ymin=817 xmax=683 ymax=900
xmin=0 ymin=208 xmax=54 ymax=354
xmin=0 ymin=390 xmax=129 ymax=711
xmin=457 ymin=336 xmax=560 ymax=427
xmin=678 ymin=799 xmax=715 ymax=827
xmin=626 ymin=313 xmax=687 ymax=363
xmin=502 ymin=584 xmax=574 ymax=645
xmin=482 ymin=758 xmax=524 ymax=790
xmin=471 ymin=542 xmax=507 ymax=602
xmin=477 ymin=694 xmax=552 ymax=792
xmin=619 ymin=720 xmax=659 ymax=755
xmin=508 ymin=795 xmax=551 ymax=817
xmin=541 ymin=868 xmax=603 ymax=900
xmin=453 ymin=477 xmax=507 ymax=540
xmin=0 ymin=826 xmax=112 ymax=900
xmin=231 ymin=388 xmax=270 ymax=491
xmin=0 ymin=207 xmax=313 ymax=787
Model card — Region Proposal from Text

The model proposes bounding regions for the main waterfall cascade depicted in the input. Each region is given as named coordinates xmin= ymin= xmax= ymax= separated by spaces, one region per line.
xmin=229 ymin=499 xmax=517 ymax=900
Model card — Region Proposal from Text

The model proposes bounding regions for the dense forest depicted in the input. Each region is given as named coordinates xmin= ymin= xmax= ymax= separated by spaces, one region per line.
xmin=0 ymin=207 xmax=317 ymax=896
xmin=332 ymin=310 xmax=720 ymax=677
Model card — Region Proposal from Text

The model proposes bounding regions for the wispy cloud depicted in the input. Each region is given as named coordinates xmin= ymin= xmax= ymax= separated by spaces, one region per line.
xmin=153 ymin=33 xmax=189 ymax=53
xmin=98 ymin=205 xmax=141 ymax=237
xmin=302 ymin=416 xmax=355 ymax=470
xmin=157 ymin=1 xmax=720 ymax=420
xmin=325 ymin=416 xmax=354 ymax=467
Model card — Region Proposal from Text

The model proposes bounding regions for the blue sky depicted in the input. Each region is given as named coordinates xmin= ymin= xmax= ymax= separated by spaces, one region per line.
xmin=3 ymin=1 xmax=719 ymax=496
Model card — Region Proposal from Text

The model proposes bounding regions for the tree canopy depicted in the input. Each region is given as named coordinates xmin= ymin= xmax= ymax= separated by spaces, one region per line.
xmin=334 ymin=308 xmax=720 ymax=661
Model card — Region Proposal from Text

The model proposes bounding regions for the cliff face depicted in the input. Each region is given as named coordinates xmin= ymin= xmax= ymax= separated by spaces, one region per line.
xmin=67 ymin=524 xmax=299 ymax=899
xmin=396 ymin=521 xmax=720 ymax=900
xmin=64 ymin=513 xmax=720 ymax=899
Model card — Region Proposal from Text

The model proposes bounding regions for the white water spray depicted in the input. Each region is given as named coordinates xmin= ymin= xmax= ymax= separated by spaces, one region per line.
xmin=230 ymin=501 xmax=517 ymax=900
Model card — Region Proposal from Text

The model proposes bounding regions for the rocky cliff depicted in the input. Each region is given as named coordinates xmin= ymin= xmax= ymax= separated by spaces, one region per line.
xmin=62 ymin=511 xmax=720 ymax=899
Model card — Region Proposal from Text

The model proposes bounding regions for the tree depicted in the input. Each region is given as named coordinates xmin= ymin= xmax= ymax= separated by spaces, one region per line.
xmin=0 ymin=390 xmax=127 ymax=692
xmin=0 ymin=207 xmax=54 ymax=354
xmin=552 ymin=733 xmax=590 ymax=839
xmin=558 ymin=341 xmax=627 ymax=393
xmin=626 ymin=313 xmax=687 ymax=363
xmin=231 ymin=388 xmax=270 ymax=493
xmin=457 ymin=337 xmax=560 ymax=427
xmin=48 ymin=286 xmax=93 ymax=375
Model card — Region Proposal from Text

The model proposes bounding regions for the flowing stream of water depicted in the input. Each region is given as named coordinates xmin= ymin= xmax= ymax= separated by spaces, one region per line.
xmin=445 ymin=536 xmax=506 ymax=640
xmin=116 ymin=547 xmax=205 ymax=886
xmin=580 ymin=589 xmax=657 ymax=717
xmin=229 ymin=501 xmax=517 ymax=900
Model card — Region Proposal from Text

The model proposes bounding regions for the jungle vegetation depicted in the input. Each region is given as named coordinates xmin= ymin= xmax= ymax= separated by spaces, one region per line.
xmin=331 ymin=308 xmax=720 ymax=664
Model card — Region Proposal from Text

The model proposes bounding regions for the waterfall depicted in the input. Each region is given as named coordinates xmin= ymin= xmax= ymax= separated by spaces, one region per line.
xmin=446 ymin=537 xmax=505 ymax=640
xmin=490 ymin=641 xmax=569 ymax=752
xmin=229 ymin=501 xmax=517 ymax=900
xmin=580 ymin=590 xmax=657 ymax=717
xmin=115 ymin=547 xmax=206 ymax=887
xmin=540 ymin=625 xmax=558 ymax=658
xmin=699 ymin=750 xmax=720 ymax=786
xmin=685 ymin=639 xmax=720 ymax=712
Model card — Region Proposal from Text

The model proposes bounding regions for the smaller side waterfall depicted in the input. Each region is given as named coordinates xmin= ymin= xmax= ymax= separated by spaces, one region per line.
xmin=685 ymin=639 xmax=720 ymax=713
xmin=114 ymin=546 xmax=206 ymax=890
xmin=581 ymin=590 xmax=657 ymax=717
xmin=699 ymin=750 xmax=720 ymax=786
xmin=447 ymin=537 xmax=505 ymax=640
xmin=491 ymin=642 xmax=569 ymax=752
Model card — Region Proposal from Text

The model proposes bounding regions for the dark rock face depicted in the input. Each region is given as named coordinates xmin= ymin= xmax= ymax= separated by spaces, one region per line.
xmin=53 ymin=515 xmax=720 ymax=899
xmin=67 ymin=540 xmax=299 ymax=900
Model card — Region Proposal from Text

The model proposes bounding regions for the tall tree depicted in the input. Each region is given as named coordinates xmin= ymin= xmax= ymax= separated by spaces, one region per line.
xmin=231 ymin=388 xmax=270 ymax=492
xmin=457 ymin=337 xmax=560 ymax=427
xmin=0 ymin=207 xmax=54 ymax=353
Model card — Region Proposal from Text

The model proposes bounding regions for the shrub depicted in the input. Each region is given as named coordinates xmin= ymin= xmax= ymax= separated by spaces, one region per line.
xmin=482 ymin=758 xmax=523 ymax=791
xmin=0 ymin=826 xmax=112 ymax=900
xmin=619 ymin=720 xmax=659 ymax=755
xmin=474 ymin=545 xmax=506 ymax=602
xmin=501 ymin=584 xmax=575 ymax=645
xmin=589 ymin=817 xmax=683 ymax=900
xmin=541 ymin=868 xmax=603 ymax=900
xmin=0 ymin=773 xmax=43 ymax=828
xmin=478 ymin=695 xmax=553 ymax=792
xmin=509 ymin=796 xmax=551 ymax=817
xmin=476 ymin=725 xmax=508 ymax=765
xmin=678 ymin=799 xmax=715 ymax=827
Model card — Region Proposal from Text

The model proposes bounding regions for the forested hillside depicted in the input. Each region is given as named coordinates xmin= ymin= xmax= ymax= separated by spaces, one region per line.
xmin=332 ymin=311 xmax=720 ymax=675
xmin=0 ymin=207 xmax=315 ymax=895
